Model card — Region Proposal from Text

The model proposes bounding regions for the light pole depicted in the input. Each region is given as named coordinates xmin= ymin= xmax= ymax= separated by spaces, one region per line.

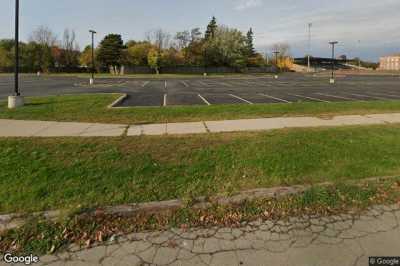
xmin=89 ymin=30 xmax=96 ymax=85
xmin=8 ymin=0 xmax=24 ymax=109
xmin=273 ymin=50 xmax=280 ymax=79
xmin=357 ymin=40 xmax=361 ymax=71
xmin=329 ymin=41 xmax=338 ymax=84
xmin=307 ymin=23 xmax=312 ymax=72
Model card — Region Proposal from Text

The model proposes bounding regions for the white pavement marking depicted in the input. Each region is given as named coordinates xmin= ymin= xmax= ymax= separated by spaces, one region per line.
xmin=367 ymin=92 xmax=400 ymax=99
xmin=288 ymin=93 xmax=330 ymax=103
xmin=347 ymin=93 xmax=388 ymax=100
xmin=198 ymin=94 xmax=211 ymax=105
xmin=259 ymin=93 xmax=291 ymax=103
xmin=164 ymin=81 xmax=167 ymax=89
xmin=163 ymin=94 xmax=167 ymax=107
xmin=229 ymin=94 xmax=253 ymax=104
xmin=315 ymin=93 xmax=357 ymax=101
xmin=180 ymin=81 xmax=189 ymax=87
xmin=142 ymin=81 xmax=150 ymax=87
xmin=217 ymin=82 xmax=232 ymax=87
xmin=198 ymin=81 xmax=210 ymax=87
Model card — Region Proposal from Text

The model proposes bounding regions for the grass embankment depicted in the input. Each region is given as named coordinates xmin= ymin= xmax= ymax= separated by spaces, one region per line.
xmin=2 ymin=94 xmax=400 ymax=124
xmin=1 ymin=125 xmax=400 ymax=214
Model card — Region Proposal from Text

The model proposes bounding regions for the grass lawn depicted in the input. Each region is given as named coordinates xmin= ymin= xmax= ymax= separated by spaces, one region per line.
xmin=1 ymin=125 xmax=400 ymax=214
xmin=2 ymin=94 xmax=400 ymax=124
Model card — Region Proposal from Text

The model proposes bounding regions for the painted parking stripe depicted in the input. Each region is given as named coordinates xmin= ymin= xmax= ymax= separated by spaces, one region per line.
xmin=367 ymin=92 xmax=400 ymax=99
xmin=164 ymin=81 xmax=167 ymax=89
xmin=259 ymin=93 xmax=291 ymax=103
xmin=198 ymin=81 xmax=211 ymax=87
xmin=198 ymin=94 xmax=211 ymax=106
xmin=180 ymin=81 xmax=189 ymax=87
xmin=163 ymin=94 xmax=167 ymax=107
xmin=229 ymin=94 xmax=253 ymax=104
xmin=346 ymin=93 xmax=388 ymax=100
xmin=142 ymin=81 xmax=150 ymax=87
xmin=315 ymin=93 xmax=357 ymax=101
xmin=288 ymin=93 xmax=330 ymax=103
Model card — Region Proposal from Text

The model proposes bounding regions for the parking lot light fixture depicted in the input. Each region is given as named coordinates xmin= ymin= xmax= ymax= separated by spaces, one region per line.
xmin=8 ymin=0 xmax=24 ymax=109
xmin=89 ymin=30 xmax=97 ymax=85
xmin=273 ymin=51 xmax=280 ymax=79
xmin=329 ymin=41 xmax=338 ymax=84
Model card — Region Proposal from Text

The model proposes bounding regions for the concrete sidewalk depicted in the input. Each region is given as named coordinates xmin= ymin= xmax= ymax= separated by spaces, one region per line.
xmin=4 ymin=204 xmax=398 ymax=266
xmin=1 ymin=113 xmax=400 ymax=137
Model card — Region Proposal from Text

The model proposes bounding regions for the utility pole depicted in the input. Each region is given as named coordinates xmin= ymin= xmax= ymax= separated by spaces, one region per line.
xmin=89 ymin=30 xmax=97 ymax=85
xmin=307 ymin=23 xmax=312 ymax=72
xmin=8 ymin=0 xmax=24 ymax=109
xmin=329 ymin=41 xmax=338 ymax=84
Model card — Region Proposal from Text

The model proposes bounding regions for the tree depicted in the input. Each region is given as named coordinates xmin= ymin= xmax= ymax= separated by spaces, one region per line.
xmin=59 ymin=29 xmax=80 ymax=68
xmin=204 ymin=26 xmax=247 ymax=68
xmin=145 ymin=29 xmax=171 ymax=51
xmin=161 ymin=47 xmax=185 ymax=67
xmin=28 ymin=26 xmax=58 ymax=72
xmin=126 ymin=41 xmax=154 ymax=66
xmin=147 ymin=48 xmax=160 ymax=74
xmin=190 ymin=28 xmax=202 ymax=42
xmin=79 ymin=45 xmax=95 ymax=67
xmin=29 ymin=26 xmax=57 ymax=47
xmin=175 ymin=31 xmax=191 ymax=49
xmin=97 ymin=34 xmax=124 ymax=73
xmin=0 ymin=40 xmax=14 ymax=69
xmin=205 ymin=17 xmax=217 ymax=40
xmin=246 ymin=28 xmax=256 ymax=57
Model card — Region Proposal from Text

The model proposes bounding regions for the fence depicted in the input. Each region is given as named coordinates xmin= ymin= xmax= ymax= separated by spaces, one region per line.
xmin=123 ymin=66 xmax=275 ymax=74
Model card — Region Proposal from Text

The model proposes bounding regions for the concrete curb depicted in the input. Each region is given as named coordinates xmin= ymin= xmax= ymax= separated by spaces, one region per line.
xmin=107 ymin=93 xmax=128 ymax=109
xmin=0 ymin=175 xmax=397 ymax=232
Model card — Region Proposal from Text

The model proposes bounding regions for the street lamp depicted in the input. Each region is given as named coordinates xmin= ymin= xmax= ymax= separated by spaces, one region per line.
xmin=329 ymin=41 xmax=338 ymax=84
xmin=8 ymin=0 xmax=24 ymax=109
xmin=273 ymin=50 xmax=280 ymax=79
xmin=357 ymin=40 xmax=361 ymax=71
xmin=307 ymin=23 xmax=312 ymax=72
xmin=89 ymin=30 xmax=97 ymax=85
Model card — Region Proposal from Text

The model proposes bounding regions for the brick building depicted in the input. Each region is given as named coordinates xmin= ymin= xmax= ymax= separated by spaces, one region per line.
xmin=379 ymin=54 xmax=400 ymax=71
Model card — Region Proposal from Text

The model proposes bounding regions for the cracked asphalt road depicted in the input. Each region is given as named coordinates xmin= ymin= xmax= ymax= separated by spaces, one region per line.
xmin=2 ymin=204 xmax=399 ymax=266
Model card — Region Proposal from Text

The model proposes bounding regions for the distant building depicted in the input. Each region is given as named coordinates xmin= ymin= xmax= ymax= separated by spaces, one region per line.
xmin=379 ymin=54 xmax=400 ymax=71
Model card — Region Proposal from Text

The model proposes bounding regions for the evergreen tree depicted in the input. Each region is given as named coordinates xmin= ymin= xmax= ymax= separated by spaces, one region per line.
xmin=205 ymin=17 xmax=218 ymax=40
xmin=97 ymin=34 xmax=124 ymax=68
xmin=246 ymin=28 xmax=256 ymax=57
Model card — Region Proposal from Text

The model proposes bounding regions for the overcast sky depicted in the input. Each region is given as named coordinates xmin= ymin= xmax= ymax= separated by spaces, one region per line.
xmin=1 ymin=0 xmax=399 ymax=61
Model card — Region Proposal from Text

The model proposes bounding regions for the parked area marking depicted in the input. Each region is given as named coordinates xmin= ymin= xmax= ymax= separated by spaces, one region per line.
xmin=259 ymin=93 xmax=291 ymax=103
xmin=288 ymin=93 xmax=330 ymax=103
xmin=229 ymin=94 xmax=253 ymax=104
xmin=198 ymin=94 xmax=211 ymax=105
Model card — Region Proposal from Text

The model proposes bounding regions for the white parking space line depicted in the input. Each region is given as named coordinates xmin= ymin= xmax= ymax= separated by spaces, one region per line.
xmin=368 ymin=92 xmax=400 ymax=99
xmin=164 ymin=81 xmax=167 ymax=89
xmin=198 ymin=94 xmax=211 ymax=106
xmin=347 ymin=93 xmax=388 ymax=100
xmin=229 ymin=94 xmax=253 ymax=104
xmin=216 ymin=82 xmax=232 ymax=87
xmin=315 ymin=93 xmax=357 ymax=101
xmin=260 ymin=93 xmax=291 ymax=103
xmin=198 ymin=81 xmax=211 ymax=87
xmin=163 ymin=94 xmax=167 ymax=107
xmin=142 ymin=81 xmax=150 ymax=87
xmin=288 ymin=93 xmax=330 ymax=103
xmin=180 ymin=81 xmax=189 ymax=87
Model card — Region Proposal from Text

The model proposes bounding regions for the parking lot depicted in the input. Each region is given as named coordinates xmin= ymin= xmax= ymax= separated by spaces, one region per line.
xmin=1 ymin=73 xmax=400 ymax=107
